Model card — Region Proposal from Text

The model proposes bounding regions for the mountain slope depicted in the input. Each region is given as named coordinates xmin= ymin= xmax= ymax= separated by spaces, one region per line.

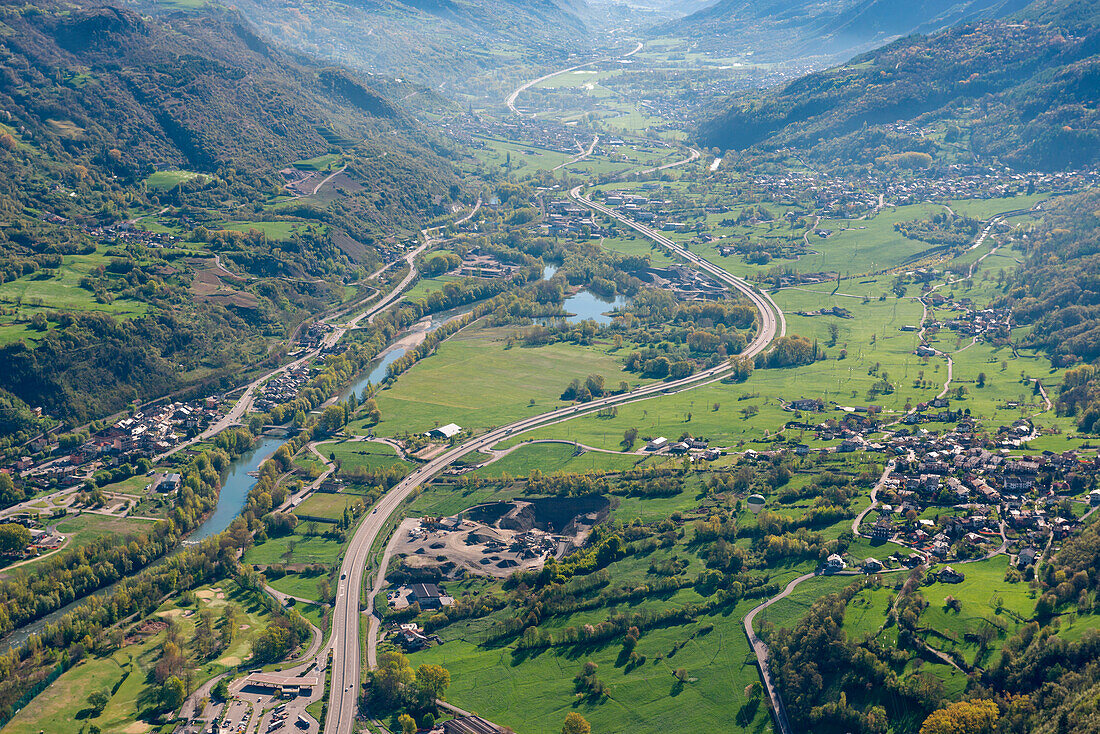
xmin=230 ymin=0 xmax=592 ymax=91
xmin=697 ymin=0 xmax=1100 ymax=170
xmin=658 ymin=0 xmax=1027 ymax=62
xmin=0 ymin=0 xmax=464 ymax=424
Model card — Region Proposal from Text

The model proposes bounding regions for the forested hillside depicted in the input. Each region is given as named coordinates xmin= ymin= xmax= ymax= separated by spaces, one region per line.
xmin=228 ymin=0 xmax=591 ymax=91
xmin=657 ymin=0 xmax=1026 ymax=61
xmin=697 ymin=0 xmax=1100 ymax=171
xmin=0 ymin=0 xmax=464 ymax=426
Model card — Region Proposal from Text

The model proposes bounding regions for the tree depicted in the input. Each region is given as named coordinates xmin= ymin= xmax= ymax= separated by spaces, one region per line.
xmin=621 ymin=427 xmax=638 ymax=451
xmin=920 ymin=699 xmax=998 ymax=734
xmin=561 ymin=712 xmax=591 ymax=734
xmin=0 ymin=523 xmax=31 ymax=553
xmin=320 ymin=405 xmax=347 ymax=434
xmin=251 ymin=624 xmax=291 ymax=664
xmin=87 ymin=689 xmax=110 ymax=716
xmin=415 ymin=663 xmax=451 ymax=705
xmin=373 ymin=651 xmax=415 ymax=707
xmin=159 ymin=675 xmax=186 ymax=712
xmin=398 ymin=713 xmax=417 ymax=734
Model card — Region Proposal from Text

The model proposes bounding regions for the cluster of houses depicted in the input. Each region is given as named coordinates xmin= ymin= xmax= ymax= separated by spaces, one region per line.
xmin=642 ymin=265 xmax=728 ymax=301
xmin=15 ymin=398 xmax=221 ymax=491
xmin=38 ymin=210 xmax=182 ymax=249
xmin=544 ymin=199 xmax=604 ymax=239
xmin=254 ymin=367 xmax=314 ymax=412
xmin=859 ymin=431 xmax=1095 ymax=566
xmin=646 ymin=435 xmax=723 ymax=461
xmin=737 ymin=165 xmax=1099 ymax=218
xmin=298 ymin=322 xmax=334 ymax=349
xmin=919 ymin=296 xmax=1013 ymax=341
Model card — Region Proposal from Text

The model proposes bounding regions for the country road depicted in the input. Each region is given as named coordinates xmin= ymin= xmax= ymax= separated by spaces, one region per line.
xmin=152 ymin=240 xmax=427 ymax=465
xmin=742 ymin=573 xmax=813 ymax=734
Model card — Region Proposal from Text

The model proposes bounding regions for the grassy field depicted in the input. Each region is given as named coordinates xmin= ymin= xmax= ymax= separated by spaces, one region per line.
xmin=294 ymin=492 xmax=360 ymax=521
xmin=269 ymin=569 xmax=330 ymax=603
xmin=5 ymin=582 xmax=275 ymax=734
xmin=810 ymin=204 xmax=947 ymax=275
xmin=216 ymin=221 xmax=328 ymax=242
xmin=472 ymin=136 xmax=573 ymax=178
xmin=320 ymin=439 xmax=414 ymax=474
xmin=498 ymin=285 xmax=938 ymax=452
xmin=916 ymin=557 xmax=1036 ymax=667
xmin=244 ymin=526 xmax=348 ymax=566
xmin=0 ymin=249 xmax=152 ymax=325
xmin=946 ymin=194 xmax=1050 ymax=219
xmin=402 ymin=274 xmax=464 ymax=301
xmin=292 ymin=153 xmax=344 ymax=171
xmin=470 ymin=442 xmax=651 ymax=478
xmin=144 ymin=169 xmax=206 ymax=190
xmin=353 ymin=323 xmax=651 ymax=437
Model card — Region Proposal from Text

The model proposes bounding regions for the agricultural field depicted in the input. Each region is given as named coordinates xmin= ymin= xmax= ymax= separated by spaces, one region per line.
xmin=470 ymin=441 xmax=654 ymax=478
xmin=353 ymin=322 xmax=652 ymax=437
xmin=320 ymin=439 xmax=414 ymax=474
xmin=395 ymin=453 xmax=868 ymax=734
xmin=243 ymin=526 xmax=349 ymax=567
xmin=292 ymin=153 xmax=344 ymax=171
xmin=501 ymin=286 xmax=939 ymax=452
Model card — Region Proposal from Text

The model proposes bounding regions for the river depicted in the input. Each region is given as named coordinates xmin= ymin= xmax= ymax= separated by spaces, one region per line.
xmin=0 ymin=433 xmax=287 ymax=650
xmin=338 ymin=304 xmax=473 ymax=402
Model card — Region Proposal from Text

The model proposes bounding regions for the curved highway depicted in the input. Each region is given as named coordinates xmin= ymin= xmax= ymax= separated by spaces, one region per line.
xmin=313 ymin=49 xmax=786 ymax=734
xmin=322 ymin=179 xmax=784 ymax=734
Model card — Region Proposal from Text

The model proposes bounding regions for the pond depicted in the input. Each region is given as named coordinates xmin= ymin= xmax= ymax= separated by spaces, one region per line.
xmin=559 ymin=290 xmax=630 ymax=326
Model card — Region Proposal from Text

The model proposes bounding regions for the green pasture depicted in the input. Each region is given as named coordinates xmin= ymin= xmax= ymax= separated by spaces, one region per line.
xmin=355 ymin=323 xmax=650 ymax=437
xmin=144 ymin=169 xmax=206 ymax=190
xmin=470 ymin=442 xmax=649 ymax=478
xmin=292 ymin=153 xmax=344 ymax=171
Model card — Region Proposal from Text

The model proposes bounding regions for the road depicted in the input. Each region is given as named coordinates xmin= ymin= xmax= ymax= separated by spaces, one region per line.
xmin=851 ymin=459 xmax=896 ymax=537
xmin=311 ymin=164 xmax=348 ymax=196
xmin=505 ymin=42 xmax=642 ymax=115
xmin=318 ymin=181 xmax=784 ymax=734
xmin=553 ymin=134 xmax=599 ymax=171
xmin=742 ymin=573 xmax=811 ymax=734
xmin=317 ymin=50 xmax=784 ymax=734
xmin=153 ymin=239 xmax=429 ymax=464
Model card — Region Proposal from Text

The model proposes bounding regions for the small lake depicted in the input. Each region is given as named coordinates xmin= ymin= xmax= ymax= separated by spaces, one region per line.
xmin=559 ymin=290 xmax=630 ymax=326
xmin=542 ymin=264 xmax=559 ymax=280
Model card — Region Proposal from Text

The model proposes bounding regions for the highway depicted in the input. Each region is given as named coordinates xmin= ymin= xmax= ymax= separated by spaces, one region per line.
xmin=312 ymin=45 xmax=786 ymax=734
xmin=320 ymin=172 xmax=785 ymax=734
xmin=505 ymin=42 xmax=643 ymax=115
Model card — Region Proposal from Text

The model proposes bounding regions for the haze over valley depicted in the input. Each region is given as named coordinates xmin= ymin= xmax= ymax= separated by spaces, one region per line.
xmin=0 ymin=1 xmax=1098 ymax=734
